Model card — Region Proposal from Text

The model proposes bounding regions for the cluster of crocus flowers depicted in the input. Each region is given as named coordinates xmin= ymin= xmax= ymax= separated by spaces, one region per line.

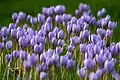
xmin=0 ymin=3 xmax=119 ymax=80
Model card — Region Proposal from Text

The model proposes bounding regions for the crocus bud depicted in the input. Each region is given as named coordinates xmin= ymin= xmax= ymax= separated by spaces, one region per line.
xmin=40 ymin=72 xmax=48 ymax=80
xmin=57 ymin=30 xmax=64 ymax=39
xmin=108 ymin=21 xmax=117 ymax=30
xmin=23 ymin=60 xmax=31 ymax=70
xmin=67 ymin=59 xmax=75 ymax=70
xmin=68 ymin=45 xmax=75 ymax=52
xmin=0 ymin=42 xmax=4 ymax=51
xmin=12 ymin=12 xmax=18 ymax=21
xmin=84 ymin=58 xmax=95 ymax=71
xmin=29 ymin=54 xmax=38 ymax=67
xmin=56 ymin=47 xmax=63 ymax=55
xmin=58 ymin=39 xmax=64 ymax=47
xmin=37 ymin=13 xmax=45 ymax=24
xmin=104 ymin=58 xmax=116 ymax=72
xmin=6 ymin=54 xmax=12 ymax=63
xmin=60 ymin=55 xmax=68 ymax=67
xmin=20 ymin=50 xmax=28 ymax=61
xmin=37 ymin=64 xmax=43 ymax=73
xmin=12 ymin=50 xmax=19 ymax=60
xmin=6 ymin=40 xmax=12 ymax=50
xmin=77 ymin=67 xmax=87 ymax=78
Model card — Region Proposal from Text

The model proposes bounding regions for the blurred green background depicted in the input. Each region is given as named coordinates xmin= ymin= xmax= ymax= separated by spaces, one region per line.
xmin=0 ymin=0 xmax=120 ymax=42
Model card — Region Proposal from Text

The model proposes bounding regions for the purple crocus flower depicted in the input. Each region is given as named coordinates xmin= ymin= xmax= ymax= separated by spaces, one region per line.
xmin=44 ymin=22 xmax=52 ymax=33
xmin=108 ymin=21 xmax=117 ymax=30
xmin=80 ymin=44 xmax=87 ymax=54
xmin=27 ymin=15 xmax=32 ymax=23
xmin=67 ymin=23 xmax=72 ymax=34
xmin=40 ymin=72 xmax=48 ymax=80
xmin=46 ymin=57 xmax=53 ymax=67
xmin=40 ymin=54 xmax=46 ymax=62
xmin=62 ymin=13 xmax=72 ymax=22
xmin=30 ymin=38 xmax=37 ymax=47
xmin=91 ymin=17 xmax=96 ymax=25
xmin=34 ymin=44 xmax=41 ymax=53
xmin=71 ymin=36 xmax=80 ymax=46
xmin=75 ymin=9 xmax=81 ymax=16
xmin=6 ymin=40 xmax=12 ymax=50
xmin=56 ymin=47 xmax=63 ymax=55
xmin=57 ymin=30 xmax=64 ymax=39
xmin=46 ymin=16 xmax=52 ymax=23
xmin=97 ymin=8 xmax=106 ymax=17
xmin=37 ymin=64 xmax=43 ymax=73
xmin=37 ymin=13 xmax=45 ymax=24
xmin=84 ymin=58 xmax=95 ymax=71
xmin=68 ymin=45 xmax=75 ymax=53
xmin=12 ymin=12 xmax=18 ymax=21
xmin=72 ymin=23 xmax=80 ymax=34
xmin=71 ymin=17 xmax=77 ymax=24
xmin=104 ymin=58 xmax=116 ymax=72
xmin=79 ymin=3 xmax=89 ymax=12
xmin=110 ymin=44 xmax=118 ymax=56
xmin=17 ymin=11 xmax=26 ymax=21
xmin=6 ymin=54 xmax=12 ymax=63
xmin=105 ymin=29 xmax=113 ymax=38
xmin=20 ymin=50 xmax=28 ymax=61
xmin=52 ymin=53 xmax=59 ymax=64
xmin=0 ymin=42 xmax=4 ymax=51
xmin=23 ymin=60 xmax=31 ymax=70
xmin=29 ymin=54 xmax=38 ymax=67
xmin=97 ymin=28 xmax=106 ymax=36
xmin=19 ymin=36 xmax=28 ymax=49
xmin=12 ymin=50 xmax=19 ymax=59
xmin=30 ymin=17 xmax=37 ymax=25
xmin=9 ymin=23 xmax=16 ymax=30
xmin=93 ymin=44 xmax=101 ymax=54
xmin=60 ymin=55 xmax=68 ymax=67
xmin=51 ymin=37 xmax=57 ymax=47
xmin=58 ymin=39 xmax=64 ymax=47
xmin=67 ymin=59 xmax=75 ymax=70
xmin=67 ymin=52 xmax=73 ymax=59
xmin=55 ymin=15 xmax=63 ymax=24
xmin=77 ymin=67 xmax=87 ymax=78
xmin=55 ymin=5 xmax=66 ymax=14
xmin=2 ymin=27 xmax=9 ymax=37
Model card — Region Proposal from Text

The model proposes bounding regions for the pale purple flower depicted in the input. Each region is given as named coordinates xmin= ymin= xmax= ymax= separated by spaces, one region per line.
xmin=12 ymin=12 xmax=18 ymax=21
xmin=40 ymin=72 xmax=48 ymax=80
xmin=6 ymin=54 xmax=12 ymax=63
xmin=12 ymin=50 xmax=19 ymax=59
xmin=6 ymin=40 xmax=12 ymax=50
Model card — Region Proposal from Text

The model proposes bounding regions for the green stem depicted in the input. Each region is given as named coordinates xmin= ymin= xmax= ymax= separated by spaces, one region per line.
xmin=13 ymin=61 xmax=16 ymax=80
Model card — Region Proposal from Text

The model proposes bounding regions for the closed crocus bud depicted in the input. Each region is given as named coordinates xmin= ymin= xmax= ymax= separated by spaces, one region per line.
xmin=89 ymin=72 xmax=97 ymax=80
xmin=68 ymin=45 xmax=75 ymax=52
xmin=116 ymin=42 xmax=120 ymax=53
xmin=23 ymin=60 xmax=31 ymax=70
xmin=57 ymin=30 xmax=64 ymax=39
xmin=56 ymin=47 xmax=63 ymax=55
xmin=9 ymin=23 xmax=16 ymax=30
xmin=48 ymin=32 xmax=56 ymax=41
xmin=40 ymin=54 xmax=46 ymax=62
xmin=51 ymin=37 xmax=57 ymax=47
xmin=53 ymin=27 xmax=60 ymax=35
xmin=71 ymin=36 xmax=80 ymax=45
xmin=72 ymin=23 xmax=80 ymax=34
xmin=110 ymin=44 xmax=118 ymax=56
xmin=77 ymin=67 xmax=87 ymax=78
xmin=30 ymin=38 xmax=37 ymax=47
xmin=44 ymin=22 xmax=52 ymax=33
xmin=55 ymin=15 xmax=63 ymax=24
xmin=52 ymin=53 xmax=59 ymax=64
xmin=105 ymin=29 xmax=113 ymax=38
xmin=18 ymin=12 xmax=26 ymax=21
xmin=82 ymin=30 xmax=90 ymax=40
xmin=67 ymin=59 xmax=75 ymax=70
xmin=94 ymin=44 xmax=101 ymax=54
xmin=58 ymin=39 xmax=64 ymax=47
xmin=111 ymin=69 xmax=119 ymax=80
xmin=84 ymin=58 xmax=95 ymax=71
xmin=80 ymin=44 xmax=87 ymax=54
xmin=91 ymin=17 xmax=96 ymax=25
xmin=30 ymin=17 xmax=37 ymax=25
xmin=19 ymin=36 xmax=27 ymax=49
xmin=55 ymin=5 xmax=66 ymax=15
xmin=108 ymin=21 xmax=117 ymax=30
xmin=97 ymin=28 xmax=106 ymax=36
xmin=12 ymin=12 xmax=18 ymax=21
xmin=38 ymin=13 xmax=45 ymax=24
xmin=96 ymin=52 xmax=106 ymax=66
xmin=71 ymin=17 xmax=77 ymax=24
xmin=40 ymin=72 xmax=48 ymax=80
xmin=67 ymin=52 xmax=73 ymax=59
xmin=97 ymin=8 xmax=106 ymax=17
xmin=104 ymin=58 xmax=116 ymax=72
xmin=79 ymin=3 xmax=89 ymax=12
xmin=60 ymin=55 xmax=68 ymax=67
xmin=47 ymin=7 xmax=54 ymax=16
xmin=6 ymin=54 xmax=12 ymax=63
xmin=27 ymin=15 xmax=32 ymax=23
xmin=105 ymin=15 xmax=111 ymax=22
xmin=46 ymin=16 xmax=52 ymax=23
xmin=34 ymin=44 xmax=40 ymax=53
xmin=17 ymin=30 xmax=24 ymax=39
xmin=67 ymin=23 xmax=72 ymax=34
xmin=6 ymin=40 xmax=12 ymax=50
xmin=101 ymin=18 xmax=107 ymax=27
xmin=46 ymin=57 xmax=53 ymax=67
xmin=0 ymin=42 xmax=4 ymax=51
xmin=62 ymin=13 xmax=72 ymax=22
xmin=20 ymin=50 xmax=28 ymax=61
xmin=95 ymin=68 xmax=105 ymax=79
xmin=42 ymin=63 xmax=48 ymax=72
xmin=29 ymin=54 xmax=38 ymax=67
xmin=75 ymin=9 xmax=81 ymax=16
xmin=2 ymin=27 xmax=9 ymax=37
xmin=37 ymin=64 xmax=43 ymax=73
xmin=12 ymin=50 xmax=19 ymax=59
